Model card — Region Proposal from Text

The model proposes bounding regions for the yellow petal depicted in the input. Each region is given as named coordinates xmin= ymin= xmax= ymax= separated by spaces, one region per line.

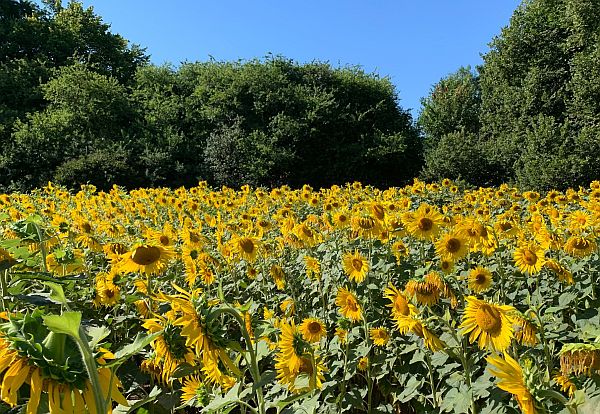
xmin=83 ymin=382 xmax=97 ymax=414
xmin=26 ymin=368 xmax=42 ymax=414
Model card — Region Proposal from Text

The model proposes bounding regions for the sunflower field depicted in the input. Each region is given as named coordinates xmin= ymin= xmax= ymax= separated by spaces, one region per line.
xmin=0 ymin=179 xmax=599 ymax=414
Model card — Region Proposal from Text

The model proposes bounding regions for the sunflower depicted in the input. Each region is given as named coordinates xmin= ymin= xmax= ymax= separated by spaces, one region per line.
xmin=553 ymin=372 xmax=576 ymax=397
xmin=513 ymin=312 xmax=538 ymax=346
xmin=231 ymin=235 xmax=261 ymax=263
xmin=142 ymin=314 xmax=196 ymax=384
xmin=342 ymin=250 xmax=369 ymax=283
xmin=336 ymin=287 xmax=362 ymax=321
xmin=46 ymin=248 xmax=84 ymax=277
xmin=393 ymin=314 xmax=445 ymax=352
xmin=335 ymin=327 xmax=348 ymax=344
xmin=460 ymin=296 xmax=515 ymax=352
xmin=405 ymin=279 xmax=441 ymax=306
xmin=403 ymin=204 xmax=443 ymax=240
xmin=299 ymin=318 xmax=327 ymax=343
xmin=180 ymin=375 xmax=209 ymax=407
xmin=146 ymin=223 xmax=177 ymax=247
xmin=544 ymin=259 xmax=573 ymax=284
xmin=270 ymin=264 xmax=286 ymax=290
xmin=559 ymin=343 xmax=600 ymax=376
xmin=119 ymin=244 xmax=175 ymax=275
xmin=351 ymin=215 xmax=382 ymax=239
xmin=0 ymin=327 xmax=127 ymax=414
xmin=275 ymin=319 xmax=324 ymax=393
xmin=369 ymin=327 xmax=390 ymax=346
xmin=383 ymin=283 xmax=417 ymax=318
xmin=357 ymin=356 xmax=369 ymax=371
xmin=435 ymin=232 xmax=469 ymax=261
xmin=487 ymin=354 xmax=537 ymax=414
xmin=468 ymin=267 xmax=493 ymax=293
xmin=513 ymin=242 xmax=545 ymax=275
xmin=304 ymin=256 xmax=321 ymax=279
xmin=93 ymin=272 xmax=121 ymax=307
xmin=564 ymin=235 xmax=597 ymax=257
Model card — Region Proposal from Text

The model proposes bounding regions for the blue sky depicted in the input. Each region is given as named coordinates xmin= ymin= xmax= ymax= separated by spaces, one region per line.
xmin=80 ymin=1 xmax=520 ymax=117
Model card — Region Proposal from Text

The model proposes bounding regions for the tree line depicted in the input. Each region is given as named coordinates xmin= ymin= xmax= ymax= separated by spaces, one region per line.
xmin=1 ymin=0 xmax=599 ymax=192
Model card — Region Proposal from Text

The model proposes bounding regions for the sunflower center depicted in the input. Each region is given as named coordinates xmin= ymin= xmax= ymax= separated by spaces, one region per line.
xmin=82 ymin=223 xmax=92 ymax=233
xmin=418 ymin=217 xmax=433 ymax=231
xmin=131 ymin=246 xmax=161 ymax=265
xmin=299 ymin=357 xmax=314 ymax=375
xmin=346 ymin=297 xmax=359 ymax=312
xmin=372 ymin=204 xmax=385 ymax=220
xmin=445 ymin=238 xmax=461 ymax=253
xmin=308 ymin=321 xmax=322 ymax=334
xmin=394 ymin=296 xmax=410 ymax=316
xmin=159 ymin=235 xmax=170 ymax=245
xmin=338 ymin=214 xmax=348 ymax=223
xmin=572 ymin=238 xmax=588 ymax=250
xmin=475 ymin=273 xmax=487 ymax=285
xmin=301 ymin=226 xmax=313 ymax=238
xmin=522 ymin=249 xmax=538 ymax=265
xmin=475 ymin=304 xmax=502 ymax=334
xmin=359 ymin=217 xmax=376 ymax=230
xmin=239 ymin=238 xmax=255 ymax=254
xmin=499 ymin=222 xmax=512 ymax=231
xmin=352 ymin=258 xmax=363 ymax=271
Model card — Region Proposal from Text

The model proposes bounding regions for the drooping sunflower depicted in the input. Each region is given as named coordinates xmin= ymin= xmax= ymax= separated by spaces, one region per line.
xmin=0 ymin=318 xmax=128 ymax=414
xmin=383 ymin=283 xmax=416 ymax=318
xmin=369 ymin=327 xmax=390 ymax=346
xmin=299 ymin=317 xmax=327 ymax=343
xmin=270 ymin=265 xmax=286 ymax=290
xmin=487 ymin=354 xmax=537 ymax=414
xmin=405 ymin=278 xmax=441 ymax=307
xmin=513 ymin=242 xmax=545 ymax=275
xmin=435 ymin=231 xmax=469 ymax=261
xmin=93 ymin=271 xmax=121 ymax=307
xmin=142 ymin=314 xmax=196 ymax=384
xmin=468 ymin=267 xmax=493 ymax=293
xmin=335 ymin=287 xmax=362 ymax=322
xmin=559 ymin=343 xmax=600 ymax=377
xmin=513 ymin=311 xmax=538 ymax=347
xmin=350 ymin=214 xmax=382 ymax=239
xmin=553 ymin=372 xmax=577 ymax=397
xmin=393 ymin=314 xmax=445 ymax=352
xmin=460 ymin=296 xmax=515 ymax=352
xmin=342 ymin=250 xmax=369 ymax=283
xmin=544 ymin=259 xmax=574 ymax=285
xmin=564 ymin=235 xmax=597 ymax=257
xmin=119 ymin=244 xmax=175 ymax=275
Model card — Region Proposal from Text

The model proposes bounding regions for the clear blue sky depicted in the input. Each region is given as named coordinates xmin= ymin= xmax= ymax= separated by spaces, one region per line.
xmin=80 ymin=0 xmax=520 ymax=117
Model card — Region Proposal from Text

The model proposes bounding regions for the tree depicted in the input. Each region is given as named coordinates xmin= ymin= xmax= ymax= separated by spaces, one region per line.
xmin=478 ymin=0 xmax=600 ymax=188
xmin=1 ymin=64 xmax=137 ymax=190
xmin=418 ymin=66 xmax=481 ymax=142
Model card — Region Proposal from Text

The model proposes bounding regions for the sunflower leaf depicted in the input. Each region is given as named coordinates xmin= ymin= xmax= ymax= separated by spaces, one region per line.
xmin=43 ymin=311 xmax=82 ymax=339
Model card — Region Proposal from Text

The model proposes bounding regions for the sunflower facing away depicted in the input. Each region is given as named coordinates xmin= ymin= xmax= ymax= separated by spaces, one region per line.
xmin=487 ymin=354 xmax=537 ymax=414
xmin=460 ymin=296 xmax=515 ymax=352
xmin=342 ymin=250 xmax=369 ymax=283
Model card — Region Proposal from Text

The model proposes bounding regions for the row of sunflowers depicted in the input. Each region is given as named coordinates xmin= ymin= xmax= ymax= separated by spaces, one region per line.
xmin=0 ymin=179 xmax=598 ymax=413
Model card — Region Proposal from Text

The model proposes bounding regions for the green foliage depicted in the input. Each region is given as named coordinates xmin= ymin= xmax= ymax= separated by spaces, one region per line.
xmin=418 ymin=66 xmax=481 ymax=142
xmin=476 ymin=0 xmax=600 ymax=188
xmin=421 ymin=129 xmax=498 ymax=187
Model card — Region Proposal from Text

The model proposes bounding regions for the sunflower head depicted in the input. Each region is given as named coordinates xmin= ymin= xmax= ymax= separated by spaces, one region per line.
xmin=460 ymin=297 xmax=514 ymax=352
xmin=299 ymin=318 xmax=326 ymax=343
xmin=468 ymin=267 xmax=493 ymax=293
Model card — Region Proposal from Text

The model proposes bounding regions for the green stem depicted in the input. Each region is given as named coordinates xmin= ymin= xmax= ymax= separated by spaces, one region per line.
xmin=0 ymin=270 xmax=7 ymax=311
xmin=337 ymin=337 xmax=351 ymax=414
xmin=35 ymin=224 xmax=48 ymax=273
xmin=75 ymin=327 xmax=108 ymax=414
xmin=424 ymin=353 xmax=438 ymax=409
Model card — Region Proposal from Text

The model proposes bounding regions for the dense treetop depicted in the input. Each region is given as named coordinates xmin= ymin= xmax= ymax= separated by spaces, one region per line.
xmin=1 ymin=0 xmax=599 ymax=191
